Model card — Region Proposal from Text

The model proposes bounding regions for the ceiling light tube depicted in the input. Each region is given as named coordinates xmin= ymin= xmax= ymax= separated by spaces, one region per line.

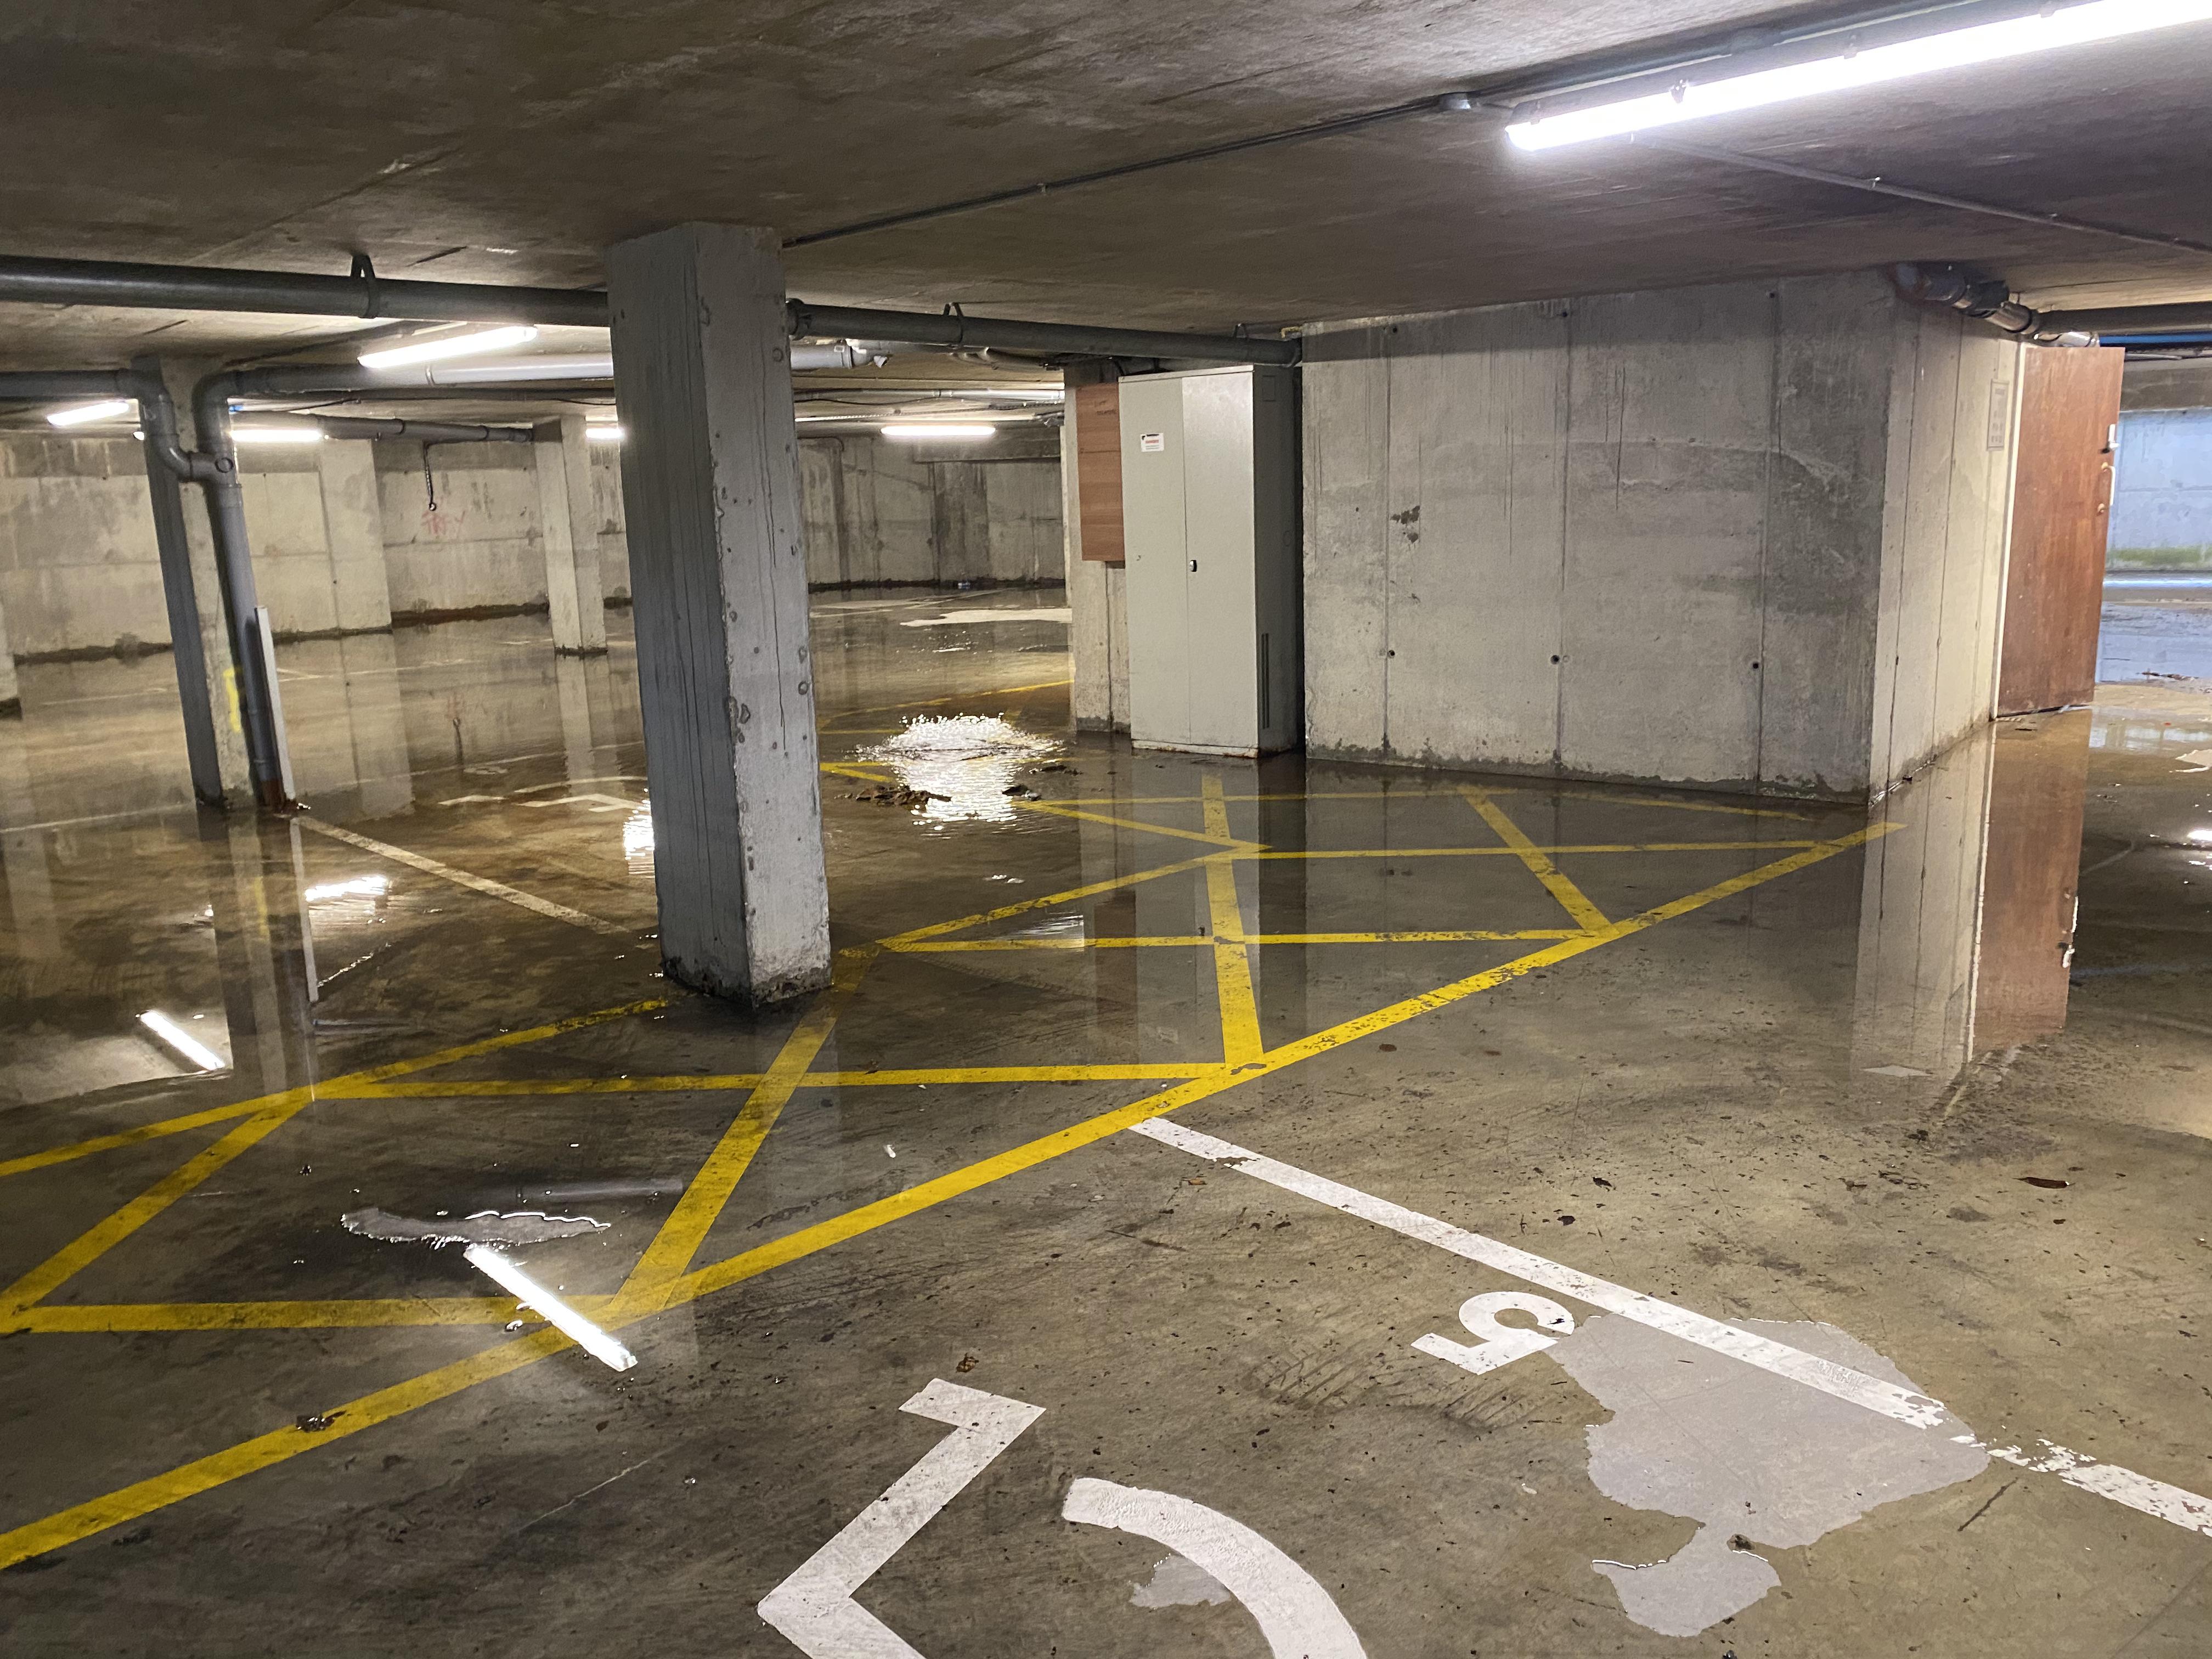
xmin=359 ymin=324 xmax=540 ymax=369
xmin=585 ymin=425 xmax=624 ymax=442
xmin=462 ymin=1244 xmax=638 ymax=1370
xmin=140 ymin=1009 xmax=225 ymax=1071
xmin=47 ymin=399 xmax=134 ymax=427
xmin=881 ymin=423 xmax=996 ymax=441
xmin=1506 ymin=0 xmax=2212 ymax=150
xmin=428 ymin=352 xmax=613 ymax=383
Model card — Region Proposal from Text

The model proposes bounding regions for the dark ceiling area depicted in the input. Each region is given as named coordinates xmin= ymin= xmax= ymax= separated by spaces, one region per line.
xmin=3 ymin=0 xmax=2210 ymax=369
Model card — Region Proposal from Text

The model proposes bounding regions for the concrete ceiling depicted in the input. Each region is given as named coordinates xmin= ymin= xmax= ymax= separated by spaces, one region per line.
xmin=4 ymin=0 xmax=2211 ymax=370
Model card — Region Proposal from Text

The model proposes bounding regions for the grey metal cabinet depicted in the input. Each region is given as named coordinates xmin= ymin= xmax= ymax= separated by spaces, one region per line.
xmin=1118 ymin=365 xmax=1300 ymax=755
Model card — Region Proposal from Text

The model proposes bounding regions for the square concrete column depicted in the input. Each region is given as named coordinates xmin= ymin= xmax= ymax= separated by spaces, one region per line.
xmin=532 ymin=415 xmax=607 ymax=654
xmin=0 ymin=594 xmax=19 ymax=716
xmin=606 ymin=223 xmax=829 ymax=1004
xmin=313 ymin=440 xmax=393 ymax=634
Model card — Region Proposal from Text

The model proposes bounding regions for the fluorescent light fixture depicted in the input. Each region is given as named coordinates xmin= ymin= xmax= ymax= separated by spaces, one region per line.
xmin=1505 ymin=0 xmax=2212 ymax=150
xmin=585 ymin=424 xmax=624 ymax=442
xmin=462 ymin=1244 xmax=638 ymax=1370
xmin=584 ymin=409 xmax=620 ymax=422
xmin=359 ymin=324 xmax=539 ymax=370
xmin=881 ymin=423 xmax=996 ymax=441
xmin=140 ymin=1008 xmax=225 ymax=1071
xmin=429 ymin=352 xmax=612 ymax=384
xmin=230 ymin=425 xmax=324 ymax=444
xmin=47 ymin=399 xmax=134 ymax=427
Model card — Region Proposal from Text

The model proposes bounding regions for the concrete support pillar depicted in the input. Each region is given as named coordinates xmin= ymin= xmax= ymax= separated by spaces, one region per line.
xmin=1062 ymin=366 xmax=1131 ymax=732
xmin=314 ymin=440 xmax=393 ymax=634
xmin=0 ymin=595 xmax=19 ymax=717
xmin=144 ymin=355 xmax=252 ymax=805
xmin=534 ymin=415 xmax=608 ymax=655
xmin=606 ymin=223 xmax=829 ymax=1005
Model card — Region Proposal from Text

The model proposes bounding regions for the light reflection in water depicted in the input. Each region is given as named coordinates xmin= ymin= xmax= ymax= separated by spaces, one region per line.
xmin=624 ymin=800 xmax=655 ymax=876
xmin=859 ymin=715 xmax=1060 ymax=823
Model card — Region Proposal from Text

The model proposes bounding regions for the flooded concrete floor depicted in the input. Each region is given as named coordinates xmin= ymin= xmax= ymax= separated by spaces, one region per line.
xmin=2 ymin=589 xmax=2208 ymax=1656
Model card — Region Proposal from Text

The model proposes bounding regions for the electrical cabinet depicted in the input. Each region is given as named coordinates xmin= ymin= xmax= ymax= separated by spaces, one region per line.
xmin=1118 ymin=364 xmax=1300 ymax=755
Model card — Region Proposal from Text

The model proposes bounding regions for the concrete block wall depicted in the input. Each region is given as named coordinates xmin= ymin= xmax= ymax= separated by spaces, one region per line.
xmin=2107 ymin=408 xmax=2212 ymax=571
xmin=799 ymin=430 xmax=1063 ymax=588
xmin=1301 ymin=270 xmax=2019 ymax=799
xmin=0 ymin=424 xmax=1062 ymax=662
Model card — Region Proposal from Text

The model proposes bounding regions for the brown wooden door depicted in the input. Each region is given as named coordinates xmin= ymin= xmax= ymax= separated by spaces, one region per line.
xmin=1998 ymin=347 xmax=2125 ymax=714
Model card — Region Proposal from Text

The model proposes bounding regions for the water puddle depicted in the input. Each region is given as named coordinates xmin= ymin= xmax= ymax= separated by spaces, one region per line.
xmin=340 ymin=1207 xmax=610 ymax=1249
xmin=859 ymin=715 xmax=1061 ymax=823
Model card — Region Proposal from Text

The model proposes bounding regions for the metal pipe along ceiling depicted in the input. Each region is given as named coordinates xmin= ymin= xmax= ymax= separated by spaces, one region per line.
xmin=0 ymin=253 xmax=1296 ymax=364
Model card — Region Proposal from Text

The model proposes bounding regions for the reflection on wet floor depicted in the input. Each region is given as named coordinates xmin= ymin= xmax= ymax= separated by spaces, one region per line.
xmin=3 ymin=588 xmax=2210 ymax=1655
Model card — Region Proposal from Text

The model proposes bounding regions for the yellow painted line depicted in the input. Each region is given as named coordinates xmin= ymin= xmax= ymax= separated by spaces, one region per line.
xmin=881 ymin=853 xmax=1218 ymax=946
xmin=1247 ymin=928 xmax=1589 ymax=944
xmin=329 ymin=1075 xmax=767 ymax=1098
xmin=821 ymin=761 xmax=893 ymax=783
xmin=0 ymin=827 xmax=1889 ymax=1568
xmin=1244 ymin=840 xmax=1823 ymax=860
xmin=885 ymin=935 xmax=1210 ymax=952
xmin=331 ymin=1063 xmax=1217 ymax=1096
xmin=0 ymin=999 xmax=670 ymax=1181
xmin=0 ymin=998 xmax=671 ymax=1322
xmin=0 ymin=1325 xmax=575 ymax=1570
xmin=613 ymin=949 xmax=878 ymax=1313
xmin=0 ymin=1101 xmax=268 ymax=1180
xmin=818 ymin=1064 xmax=1223 ymax=1086
xmin=1014 ymin=797 xmax=1261 ymax=851
xmin=1053 ymin=788 xmax=1818 ymax=819
xmin=12 ymin=1298 xmax=537 ymax=1331
xmin=1461 ymin=786 xmax=1611 ymax=932
xmin=1203 ymin=779 xmax=1265 ymax=1064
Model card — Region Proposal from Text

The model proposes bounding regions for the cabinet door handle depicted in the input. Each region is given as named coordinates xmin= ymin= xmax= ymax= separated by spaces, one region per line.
xmin=1188 ymin=558 xmax=1199 ymax=573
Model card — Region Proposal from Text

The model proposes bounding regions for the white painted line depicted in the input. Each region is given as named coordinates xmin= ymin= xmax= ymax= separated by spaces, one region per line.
xmin=1131 ymin=1118 xmax=1946 ymax=1429
xmin=1063 ymin=1479 xmax=1367 ymax=1658
xmin=1973 ymin=1437 xmax=2212 ymax=1537
xmin=1130 ymin=1118 xmax=2212 ymax=1540
xmin=297 ymin=817 xmax=630 ymax=937
xmin=758 ymin=1379 xmax=1045 ymax=1658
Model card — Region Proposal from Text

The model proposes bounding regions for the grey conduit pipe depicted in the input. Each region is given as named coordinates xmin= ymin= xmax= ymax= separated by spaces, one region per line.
xmin=0 ymin=252 xmax=1293 ymax=364
xmin=189 ymin=374 xmax=290 ymax=809
xmin=306 ymin=415 xmax=533 ymax=444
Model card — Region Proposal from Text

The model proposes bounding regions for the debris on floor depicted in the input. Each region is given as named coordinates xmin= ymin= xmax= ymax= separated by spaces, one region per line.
xmin=851 ymin=784 xmax=951 ymax=807
xmin=340 ymin=1207 xmax=610 ymax=1248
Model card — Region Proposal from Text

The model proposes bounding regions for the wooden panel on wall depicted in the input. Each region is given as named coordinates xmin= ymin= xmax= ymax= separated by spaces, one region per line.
xmin=1074 ymin=381 xmax=1125 ymax=564
xmin=1972 ymin=717 xmax=2089 ymax=1051
xmin=1999 ymin=346 xmax=2126 ymax=714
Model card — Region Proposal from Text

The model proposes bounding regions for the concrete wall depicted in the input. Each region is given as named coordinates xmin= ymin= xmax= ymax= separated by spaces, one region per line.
xmin=0 ymin=424 xmax=1061 ymax=660
xmin=1301 ymin=271 xmax=2018 ymax=799
xmin=798 ymin=431 xmax=1063 ymax=588
xmin=2107 ymin=408 xmax=2212 ymax=571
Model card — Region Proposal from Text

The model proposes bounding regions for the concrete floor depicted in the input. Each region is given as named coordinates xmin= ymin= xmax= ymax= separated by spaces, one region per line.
xmin=2 ymin=591 xmax=2209 ymax=1656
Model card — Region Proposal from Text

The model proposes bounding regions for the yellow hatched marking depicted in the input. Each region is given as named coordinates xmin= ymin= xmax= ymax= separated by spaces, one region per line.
xmin=0 ymin=999 xmax=668 ymax=1322
xmin=1460 ymin=787 xmax=1612 ymax=932
xmin=888 ymin=935 xmax=1207 ymax=952
xmin=1249 ymin=928 xmax=1589 ymax=944
xmin=612 ymin=949 xmax=877 ymax=1314
xmin=1056 ymin=788 xmax=1819 ymax=819
xmin=1202 ymin=779 xmax=1265 ymax=1064
xmin=0 ymin=827 xmax=1890 ymax=1568
xmin=821 ymin=761 xmax=893 ymax=783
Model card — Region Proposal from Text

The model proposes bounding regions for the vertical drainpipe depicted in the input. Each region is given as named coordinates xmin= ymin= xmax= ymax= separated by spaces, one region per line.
xmin=190 ymin=372 xmax=294 ymax=811
xmin=128 ymin=360 xmax=233 ymax=805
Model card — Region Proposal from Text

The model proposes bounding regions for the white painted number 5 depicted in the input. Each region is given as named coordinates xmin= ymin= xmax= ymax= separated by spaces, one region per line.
xmin=1414 ymin=1291 xmax=1576 ymax=1376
